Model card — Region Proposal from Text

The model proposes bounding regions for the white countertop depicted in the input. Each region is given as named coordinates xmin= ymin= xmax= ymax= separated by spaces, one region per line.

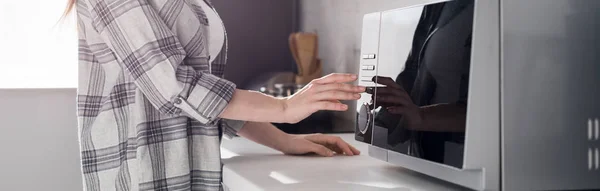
xmin=221 ymin=134 xmax=467 ymax=191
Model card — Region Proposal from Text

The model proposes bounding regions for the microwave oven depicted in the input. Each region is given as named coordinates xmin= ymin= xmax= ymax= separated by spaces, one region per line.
xmin=355 ymin=0 xmax=600 ymax=190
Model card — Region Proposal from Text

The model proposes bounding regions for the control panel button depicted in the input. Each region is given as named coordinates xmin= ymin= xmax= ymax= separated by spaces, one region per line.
xmin=361 ymin=65 xmax=375 ymax=71
xmin=360 ymin=76 xmax=374 ymax=82
xmin=362 ymin=54 xmax=377 ymax=60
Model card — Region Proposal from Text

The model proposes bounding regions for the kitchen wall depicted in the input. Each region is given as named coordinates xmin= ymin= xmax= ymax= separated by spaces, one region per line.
xmin=212 ymin=0 xmax=298 ymax=88
xmin=298 ymin=0 xmax=440 ymax=130
xmin=0 ymin=89 xmax=82 ymax=191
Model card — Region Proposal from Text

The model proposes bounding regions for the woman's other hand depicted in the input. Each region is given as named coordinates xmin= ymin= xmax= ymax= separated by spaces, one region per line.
xmin=280 ymin=134 xmax=361 ymax=157
xmin=282 ymin=73 xmax=365 ymax=124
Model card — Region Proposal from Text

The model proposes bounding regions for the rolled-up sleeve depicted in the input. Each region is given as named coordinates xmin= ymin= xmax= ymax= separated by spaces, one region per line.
xmin=84 ymin=0 xmax=235 ymax=124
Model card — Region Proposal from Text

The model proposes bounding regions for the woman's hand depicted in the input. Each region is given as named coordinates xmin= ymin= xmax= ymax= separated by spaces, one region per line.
xmin=282 ymin=73 xmax=366 ymax=124
xmin=280 ymin=134 xmax=361 ymax=157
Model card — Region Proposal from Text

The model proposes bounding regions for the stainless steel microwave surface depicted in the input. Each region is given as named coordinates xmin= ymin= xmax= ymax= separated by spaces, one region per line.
xmin=356 ymin=0 xmax=474 ymax=170
xmin=355 ymin=0 xmax=600 ymax=190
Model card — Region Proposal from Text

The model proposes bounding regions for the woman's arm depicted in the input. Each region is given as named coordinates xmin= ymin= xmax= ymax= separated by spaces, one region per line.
xmin=220 ymin=73 xmax=365 ymax=124
xmin=236 ymin=122 xmax=360 ymax=157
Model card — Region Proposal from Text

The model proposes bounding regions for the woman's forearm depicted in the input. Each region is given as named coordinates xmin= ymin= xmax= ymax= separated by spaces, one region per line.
xmin=219 ymin=89 xmax=287 ymax=123
xmin=237 ymin=121 xmax=361 ymax=157
xmin=219 ymin=74 xmax=364 ymax=124
xmin=236 ymin=121 xmax=291 ymax=152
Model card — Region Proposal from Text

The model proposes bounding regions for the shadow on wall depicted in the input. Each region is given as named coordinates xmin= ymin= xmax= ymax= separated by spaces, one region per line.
xmin=0 ymin=89 xmax=82 ymax=191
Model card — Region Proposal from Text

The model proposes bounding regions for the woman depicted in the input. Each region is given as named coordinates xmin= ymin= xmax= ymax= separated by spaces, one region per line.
xmin=66 ymin=0 xmax=364 ymax=190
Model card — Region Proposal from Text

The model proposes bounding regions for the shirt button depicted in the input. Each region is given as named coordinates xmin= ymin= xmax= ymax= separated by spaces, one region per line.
xmin=174 ymin=98 xmax=183 ymax=104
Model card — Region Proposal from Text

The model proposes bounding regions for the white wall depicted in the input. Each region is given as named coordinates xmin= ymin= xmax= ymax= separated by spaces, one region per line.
xmin=0 ymin=1 xmax=77 ymax=89
xmin=0 ymin=89 xmax=82 ymax=191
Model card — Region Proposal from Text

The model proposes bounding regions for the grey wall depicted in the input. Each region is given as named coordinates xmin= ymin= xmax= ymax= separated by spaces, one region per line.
xmin=0 ymin=89 xmax=82 ymax=191
xmin=298 ymin=0 xmax=441 ymax=130
xmin=212 ymin=0 xmax=297 ymax=88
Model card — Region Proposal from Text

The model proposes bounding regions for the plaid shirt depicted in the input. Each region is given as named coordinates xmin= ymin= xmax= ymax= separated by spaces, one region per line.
xmin=76 ymin=0 xmax=245 ymax=190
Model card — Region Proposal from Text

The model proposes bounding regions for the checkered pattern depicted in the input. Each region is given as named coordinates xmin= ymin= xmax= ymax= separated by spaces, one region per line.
xmin=76 ymin=0 xmax=244 ymax=190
